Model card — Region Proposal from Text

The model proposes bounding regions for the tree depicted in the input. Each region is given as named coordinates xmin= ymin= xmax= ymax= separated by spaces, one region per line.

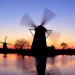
xmin=14 ymin=39 xmax=28 ymax=49
xmin=51 ymin=45 xmax=55 ymax=49
xmin=61 ymin=42 xmax=68 ymax=49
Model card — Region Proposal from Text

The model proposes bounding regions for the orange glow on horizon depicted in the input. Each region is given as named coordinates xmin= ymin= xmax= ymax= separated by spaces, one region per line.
xmin=0 ymin=42 xmax=75 ymax=49
xmin=0 ymin=35 xmax=75 ymax=49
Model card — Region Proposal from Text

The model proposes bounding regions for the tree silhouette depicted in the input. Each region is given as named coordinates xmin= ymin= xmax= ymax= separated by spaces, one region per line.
xmin=51 ymin=45 xmax=55 ymax=49
xmin=14 ymin=39 xmax=28 ymax=49
xmin=61 ymin=42 xmax=68 ymax=49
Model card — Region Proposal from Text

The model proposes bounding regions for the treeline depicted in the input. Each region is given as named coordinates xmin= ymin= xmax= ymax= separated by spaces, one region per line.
xmin=0 ymin=47 xmax=75 ymax=56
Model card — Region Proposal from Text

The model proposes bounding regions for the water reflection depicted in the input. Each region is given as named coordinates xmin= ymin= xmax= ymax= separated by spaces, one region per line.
xmin=16 ymin=55 xmax=37 ymax=75
xmin=3 ymin=54 xmax=7 ymax=57
xmin=0 ymin=54 xmax=75 ymax=75
xmin=35 ymin=56 xmax=47 ymax=75
xmin=46 ymin=66 xmax=61 ymax=75
xmin=46 ymin=56 xmax=61 ymax=75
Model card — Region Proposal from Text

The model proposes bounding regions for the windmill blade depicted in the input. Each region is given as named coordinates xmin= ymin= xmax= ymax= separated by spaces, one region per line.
xmin=50 ymin=31 xmax=60 ymax=45
xmin=6 ymin=43 xmax=12 ymax=45
xmin=20 ymin=14 xmax=36 ymax=28
xmin=47 ymin=31 xmax=61 ymax=45
xmin=0 ymin=42 xmax=4 ymax=44
xmin=5 ymin=36 xmax=7 ymax=42
xmin=41 ymin=9 xmax=56 ymax=26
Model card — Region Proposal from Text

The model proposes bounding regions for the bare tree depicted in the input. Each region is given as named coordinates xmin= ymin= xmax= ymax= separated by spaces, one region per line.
xmin=14 ymin=39 xmax=28 ymax=49
xmin=61 ymin=42 xmax=68 ymax=49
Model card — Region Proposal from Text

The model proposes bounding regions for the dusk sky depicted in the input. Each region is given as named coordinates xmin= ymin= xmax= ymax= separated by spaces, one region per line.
xmin=0 ymin=0 xmax=75 ymax=48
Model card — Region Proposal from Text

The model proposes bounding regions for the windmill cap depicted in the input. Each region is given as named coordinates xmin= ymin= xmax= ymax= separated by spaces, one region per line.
xmin=35 ymin=25 xmax=46 ymax=31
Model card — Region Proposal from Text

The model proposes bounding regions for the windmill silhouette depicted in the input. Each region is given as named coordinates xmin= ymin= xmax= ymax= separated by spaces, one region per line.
xmin=20 ymin=9 xmax=56 ymax=75
xmin=0 ymin=36 xmax=12 ymax=53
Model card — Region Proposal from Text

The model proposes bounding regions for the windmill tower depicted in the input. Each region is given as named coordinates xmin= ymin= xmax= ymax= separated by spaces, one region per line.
xmin=31 ymin=25 xmax=52 ymax=55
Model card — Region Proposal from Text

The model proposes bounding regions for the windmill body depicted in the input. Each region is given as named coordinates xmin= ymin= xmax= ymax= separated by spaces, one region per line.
xmin=31 ymin=25 xmax=47 ymax=54
xmin=3 ymin=42 xmax=7 ymax=50
xmin=3 ymin=36 xmax=7 ymax=50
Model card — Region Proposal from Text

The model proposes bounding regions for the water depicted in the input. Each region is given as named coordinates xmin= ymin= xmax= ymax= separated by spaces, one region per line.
xmin=0 ymin=54 xmax=75 ymax=75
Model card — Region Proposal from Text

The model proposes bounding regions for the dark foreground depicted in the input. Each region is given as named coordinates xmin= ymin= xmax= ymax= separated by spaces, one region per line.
xmin=0 ymin=47 xmax=75 ymax=56
xmin=0 ymin=47 xmax=75 ymax=75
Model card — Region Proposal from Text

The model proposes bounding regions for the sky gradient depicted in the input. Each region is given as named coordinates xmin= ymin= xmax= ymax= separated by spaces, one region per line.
xmin=0 ymin=0 xmax=75 ymax=48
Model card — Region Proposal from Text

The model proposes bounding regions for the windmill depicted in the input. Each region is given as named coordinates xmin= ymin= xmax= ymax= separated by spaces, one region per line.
xmin=20 ymin=9 xmax=57 ymax=75
xmin=0 ymin=36 xmax=12 ymax=50
xmin=20 ymin=9 xmax=56 ymax=53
